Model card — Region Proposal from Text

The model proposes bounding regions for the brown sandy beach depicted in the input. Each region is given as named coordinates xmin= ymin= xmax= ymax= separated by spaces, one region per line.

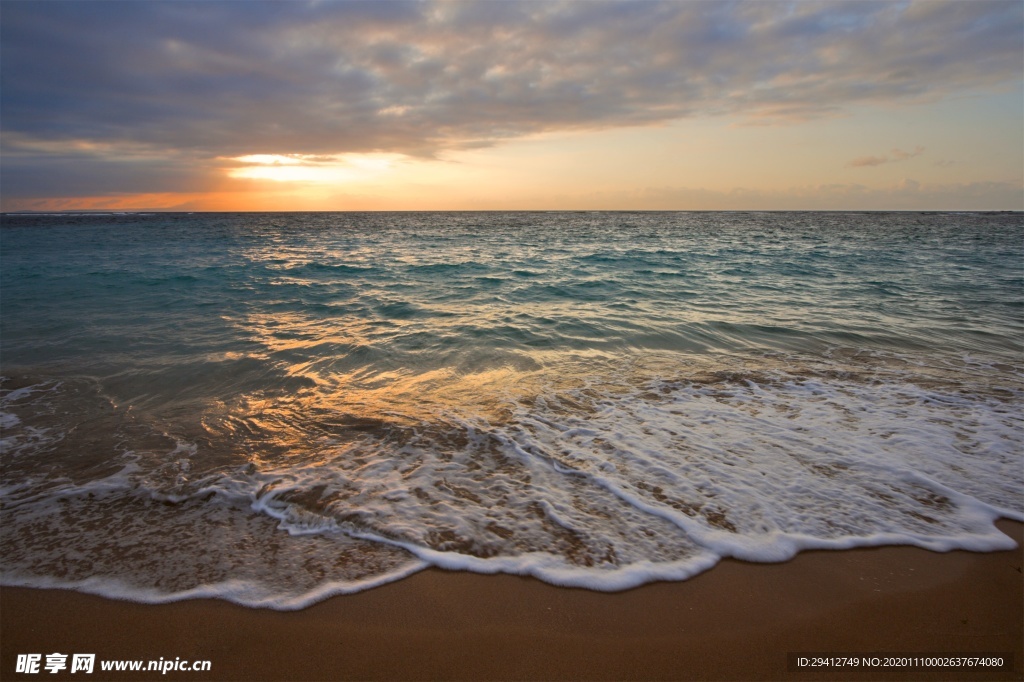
xmin=2 ymin=520 xmax=1020 ymax=681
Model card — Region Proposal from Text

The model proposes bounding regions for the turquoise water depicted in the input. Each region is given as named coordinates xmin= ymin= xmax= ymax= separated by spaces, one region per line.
xmin=2 ymin=211 xmax=1021 ymax=607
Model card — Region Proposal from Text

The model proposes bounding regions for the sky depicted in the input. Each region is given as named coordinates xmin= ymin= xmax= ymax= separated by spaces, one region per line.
xmin=1 ymin=0 xmax=1021 ymax=212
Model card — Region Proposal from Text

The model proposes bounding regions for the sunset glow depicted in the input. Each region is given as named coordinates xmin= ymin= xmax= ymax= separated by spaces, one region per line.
xmin=226 ymin=153 xmax=405 ymax=184
xmin=1 ymin=1 xmax=1021 ymax=211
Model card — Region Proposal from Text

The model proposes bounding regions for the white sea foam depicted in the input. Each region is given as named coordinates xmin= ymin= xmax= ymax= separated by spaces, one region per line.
xmin=0 ymin=461 xmax=428 ymax=609
xmin=2 ymin=363 xmax=1019 ymax=608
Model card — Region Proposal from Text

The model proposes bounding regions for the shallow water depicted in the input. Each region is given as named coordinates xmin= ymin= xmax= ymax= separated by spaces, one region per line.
xmin=1 ymin=211 xmax=1021 ymax=608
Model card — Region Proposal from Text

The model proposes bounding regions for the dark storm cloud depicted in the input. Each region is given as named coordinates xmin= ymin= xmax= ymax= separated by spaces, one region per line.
xmin=1 ymin=0 xmax=1021 ymax=198
xmin=0 ymin=144 xmax=223 ymax=198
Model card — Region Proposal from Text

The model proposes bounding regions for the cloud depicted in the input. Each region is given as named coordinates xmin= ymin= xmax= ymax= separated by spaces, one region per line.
xmin=848 ymin=146 xmax=925 ymax=168
xmin=847 ymin=155 xmax=890 ymax=168
xmin=888 ymin=146 xmax=929 ymax=161
xmin=1 ymin=1 xmax=1021 ymax=199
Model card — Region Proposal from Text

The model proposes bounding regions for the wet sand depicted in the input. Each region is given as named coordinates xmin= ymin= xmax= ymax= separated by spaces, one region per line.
xmin=2 ymin=520 xmax=1020 ymax=681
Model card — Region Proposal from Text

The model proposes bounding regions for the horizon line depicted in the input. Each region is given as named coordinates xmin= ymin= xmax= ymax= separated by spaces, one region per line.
xmin=4 ymin=209 xmax=1022 ymax=215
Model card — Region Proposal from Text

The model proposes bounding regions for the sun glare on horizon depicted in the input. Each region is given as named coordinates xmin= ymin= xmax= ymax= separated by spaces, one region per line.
xmin=225 ymin=153 xmax=405 ymax=184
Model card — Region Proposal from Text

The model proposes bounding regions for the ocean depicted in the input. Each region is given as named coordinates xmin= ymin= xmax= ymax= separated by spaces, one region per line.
xmin=1 ymin=211 xmax=1021 ymax=609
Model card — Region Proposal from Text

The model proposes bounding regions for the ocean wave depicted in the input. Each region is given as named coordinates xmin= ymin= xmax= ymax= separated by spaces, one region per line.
xmin=2 ymin=352 xmax=1020 ymax=608
xmin=2 ymin=211 xmax=1022 ymax=608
